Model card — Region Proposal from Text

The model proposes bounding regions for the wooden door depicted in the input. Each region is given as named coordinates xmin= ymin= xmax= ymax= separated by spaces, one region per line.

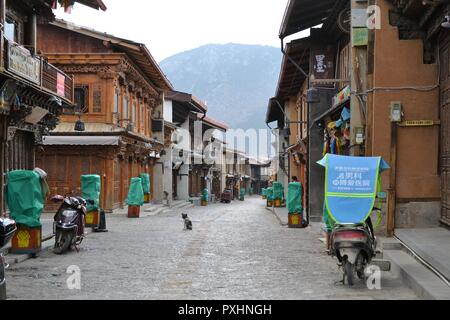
xmin=8 ymin=130 xmax=34 ymax=171
xmin=440 ymin=34 xmax=450 ymax=226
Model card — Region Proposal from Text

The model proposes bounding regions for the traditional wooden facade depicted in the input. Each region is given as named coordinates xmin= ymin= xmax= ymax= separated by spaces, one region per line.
xmin=0 ymin=0 xmax=105 ymax=215
xmin=35 ymin=20 xmax=172 ymax=212
xmin=266 ymin=0 xmax=349 ymax=221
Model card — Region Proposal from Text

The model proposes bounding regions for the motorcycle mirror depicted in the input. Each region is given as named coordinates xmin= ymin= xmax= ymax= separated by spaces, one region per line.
xmin=51 ymin=195 xmax=64 ymax=203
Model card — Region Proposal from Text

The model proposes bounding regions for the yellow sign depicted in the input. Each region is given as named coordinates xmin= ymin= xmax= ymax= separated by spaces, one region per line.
xmin=86 ymin=212 xmax=94 ymax=225
xmin=400 ymin=120 xmax=437 ymax=127
xmin=17 ymin=230 xmax=30 ymax=248
xmin=291 ymin=215 xmax=300 ymax=225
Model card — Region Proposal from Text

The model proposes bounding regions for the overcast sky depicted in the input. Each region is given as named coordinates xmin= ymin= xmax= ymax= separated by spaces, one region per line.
xmin=55 ymin=0 xmax=289 ymax=62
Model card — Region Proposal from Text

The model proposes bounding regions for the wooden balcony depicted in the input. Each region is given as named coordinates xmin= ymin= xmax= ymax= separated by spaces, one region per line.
xmin=2 ymin=39 xmax=74 ymax=104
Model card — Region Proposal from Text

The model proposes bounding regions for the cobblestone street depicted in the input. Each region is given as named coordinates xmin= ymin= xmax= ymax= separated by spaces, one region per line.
xmin=5 ymin=197 xmax=417 ymax=300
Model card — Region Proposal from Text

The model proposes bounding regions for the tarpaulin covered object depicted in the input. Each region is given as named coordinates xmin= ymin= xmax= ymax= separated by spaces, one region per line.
xmin=202 ymin=188 xmax=209 ymax=201
xmin=317 ymin=154 xmax=389 ymax=225
xmin=139 ymin=173 xmax=151 ymax=194
xmin=127 ymin=177 xmax=144 ymax=206
xmin=261 ymin=188 xmax=267 ymax=196
xmin=81 ymin=174 xmax=101 ymax=212
xmin=6 ymin=170 xmax=44 ymax=227
xmin=273 ymin=182 xmax=284 ymax=200
xmin=266 ymin=187 xmax=274 ymax=201
xmin=287 ymin=182 xmax=303 ymax=214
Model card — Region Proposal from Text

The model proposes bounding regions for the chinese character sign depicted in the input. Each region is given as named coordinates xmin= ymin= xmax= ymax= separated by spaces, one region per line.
xmin=317 ymin=154 xmax=389 ymax=224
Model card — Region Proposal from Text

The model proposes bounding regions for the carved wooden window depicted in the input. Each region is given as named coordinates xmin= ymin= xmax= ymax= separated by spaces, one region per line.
xmin=140 ymin=104 xmax=145 ymax=129
xmin=123 ymin=96 xmax=129 ymax=119
xmin=113 ymin=90 xmax=119 ymax=113
xmin=5 ymin=10 xmax=24 ymax=45
xmin=74 ymin=86 xmax=89 ymax=113
xmin=93 ymin=86 xmax=102 ymax=113
xmin=132 ymin=101 xmax=137 ymax=124
xmin=5 ymin=17 xmax=17 ymax=42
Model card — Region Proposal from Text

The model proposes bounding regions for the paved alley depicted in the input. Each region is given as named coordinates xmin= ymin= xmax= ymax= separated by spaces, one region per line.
xmin=5 ymin=197 xmax=417 ymax=300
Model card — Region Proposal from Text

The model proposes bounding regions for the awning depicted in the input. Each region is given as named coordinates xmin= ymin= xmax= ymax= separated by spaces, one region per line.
xmin=42 ymin=136 xmax=120 ymax=146
xmin=279 ymin=0 xmax=336 ymax=38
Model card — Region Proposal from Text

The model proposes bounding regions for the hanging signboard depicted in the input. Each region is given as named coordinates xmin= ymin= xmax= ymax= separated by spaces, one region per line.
xmin=7 ymin=42 xmax=41 ymax=85
xmin=310 ymin=49 xmax=334 ymax=81
xmin=352 ymin=27 xmax=369 ymax=47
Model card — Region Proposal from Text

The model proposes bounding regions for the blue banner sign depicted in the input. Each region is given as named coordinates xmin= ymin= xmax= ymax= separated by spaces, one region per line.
xmin=318 ymin=154 xmax=389 ymax=224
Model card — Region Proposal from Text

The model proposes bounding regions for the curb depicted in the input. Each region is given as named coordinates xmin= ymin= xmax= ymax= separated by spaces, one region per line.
xmin=383 ymin=249 xmax=450 ymax=300
xmin=265 ymin=206 xmax=288 ymax=226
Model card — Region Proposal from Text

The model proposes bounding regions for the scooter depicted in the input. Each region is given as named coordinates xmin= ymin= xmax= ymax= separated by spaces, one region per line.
xmin=0 ymin=217 xmax=17 ymax=300
xmin=52 ymin=195 xmax=94 ymax=254
xmin=330 ymin=213 xmax=378 ymax=286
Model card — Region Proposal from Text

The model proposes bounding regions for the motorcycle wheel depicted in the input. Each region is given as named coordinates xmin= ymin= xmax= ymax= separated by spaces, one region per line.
xmin=344 ymin=261 xmax=355 ymax=286
xmin=356 ymin=253 xmax=368 ymax=280
xmin=54 ymin=231 xmax=72 ymax=254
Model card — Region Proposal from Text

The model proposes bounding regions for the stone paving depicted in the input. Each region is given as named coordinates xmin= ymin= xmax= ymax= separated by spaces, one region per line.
xmin=5 ymin=197 xmax=417 ymax=300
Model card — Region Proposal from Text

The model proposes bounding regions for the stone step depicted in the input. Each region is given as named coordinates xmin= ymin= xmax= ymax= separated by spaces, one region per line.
xmin=383 ymin=249 xmax=450 ymax=300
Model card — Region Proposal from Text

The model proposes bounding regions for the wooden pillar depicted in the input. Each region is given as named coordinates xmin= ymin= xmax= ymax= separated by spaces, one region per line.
xmin=386 ymin=122 xmax=398 ymax=237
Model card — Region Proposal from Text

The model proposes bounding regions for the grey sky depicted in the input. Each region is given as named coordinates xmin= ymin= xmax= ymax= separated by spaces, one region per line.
xmin=55 ymin=0 xmax=289 ymax=62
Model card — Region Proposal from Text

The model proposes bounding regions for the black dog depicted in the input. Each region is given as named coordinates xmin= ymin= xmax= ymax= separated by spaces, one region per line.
xmin=182 ymin=213 xmax=193 ymax=230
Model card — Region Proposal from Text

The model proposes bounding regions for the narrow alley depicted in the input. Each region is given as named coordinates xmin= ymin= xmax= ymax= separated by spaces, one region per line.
xmin=6 ymin=198 xmax=416 ymax=300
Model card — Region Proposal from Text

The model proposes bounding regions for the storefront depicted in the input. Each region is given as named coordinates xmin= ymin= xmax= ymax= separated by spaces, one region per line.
xmin=314 ymin=86 xmax=351 ymax=157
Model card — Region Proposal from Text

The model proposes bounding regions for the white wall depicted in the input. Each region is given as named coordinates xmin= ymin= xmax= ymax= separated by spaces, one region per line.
xmin=163 ymin=99 xmax=173 ymax=123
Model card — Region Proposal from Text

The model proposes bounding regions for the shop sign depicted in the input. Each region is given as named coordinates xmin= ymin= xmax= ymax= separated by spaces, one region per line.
xmin=332 ymin=85 xmax=351 ymax=107
xmin=7 ymin=42 xmax=41 ymax=85
xmin=57 ymin=72 xmax=66 ymax=97
xmin=352 ymin=28 xmax=369 ymax=47
xmin=400 ymin=120 xmax=437 ymax=127
xmin=311 ymin=49 xmax=334 ymax=80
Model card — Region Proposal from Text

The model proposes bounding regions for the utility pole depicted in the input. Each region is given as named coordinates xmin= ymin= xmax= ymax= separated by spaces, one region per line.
xmin=350 ymin=0 xmax=369 ymax=156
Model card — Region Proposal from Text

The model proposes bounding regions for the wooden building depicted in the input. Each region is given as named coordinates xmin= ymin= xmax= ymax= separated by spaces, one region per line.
xmin=0 ymin=0 xmax=105 ymax=215
xmin=35 ymin=20 xmax=172 ymax=212
xmin=266 ymin=0 xmax=349 ymax=221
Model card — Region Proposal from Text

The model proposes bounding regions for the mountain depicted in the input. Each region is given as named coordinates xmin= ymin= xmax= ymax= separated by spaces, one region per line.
xmin=160 ymin=43 xmax=282 ymax=131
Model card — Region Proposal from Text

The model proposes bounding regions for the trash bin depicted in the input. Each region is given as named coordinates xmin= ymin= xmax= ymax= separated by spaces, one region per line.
xmin=287 ymin=182 xmax=305 ymax=228
xmin=273 ymin=182 xmax=284 ymax=207
xmin=266 ymin=187 xmax=274 ymax=207
xmin=140 ymin=173 xmax=151 ymax=203
xmin=239 ymin=188 xmax=245 ymax=201
xmin=201 ymin=188 xmax=209 ymax=206
xmin=127 ymin=177 xmax=144 ymax=218
xmin=261 ymin=188 xmax=267 ymax=199
xmin=6 ymin=170 xmax=44 ymax=255
xmin=81 ymin=174 xmax=101 ymax=228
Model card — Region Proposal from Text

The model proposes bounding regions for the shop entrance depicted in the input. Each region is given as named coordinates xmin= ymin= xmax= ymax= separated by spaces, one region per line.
xmin=440 ymin=34 xmax=450 ymax=226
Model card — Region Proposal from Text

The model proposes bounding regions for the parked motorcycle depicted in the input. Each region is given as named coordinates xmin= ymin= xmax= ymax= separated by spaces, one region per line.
xmin=330 ymin=213 xmax=378 ymax=286
xmin=52 ymin=195 xmax=94 ymax=254
xmin=0 ymin=217 xmax=17 ymax=300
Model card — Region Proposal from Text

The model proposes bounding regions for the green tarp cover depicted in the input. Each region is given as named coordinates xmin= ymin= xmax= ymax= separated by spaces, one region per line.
xmin=140 ymin=173 xmax=151 ymax=194
xmin=127 ymin=177 xmax=144 ymax=206
xmin=287 ymin=182 xmax=303 ymax=214
xmin=81 ymin=174 xmax=101 ymax=212
xmin=273 ymin=182 xmax=284 ymax=200
xmin=266 ymin=187 xmax=274 ymax=201
xmin=202 ymin=188 xmax=209 ymax=201
xmin=6 ymin=170 xmax=44 ymax=228
xmin=262 ymin=189 xmax=267 ymax=196
xmin=240 ymin=188 xmax=246 ymax=196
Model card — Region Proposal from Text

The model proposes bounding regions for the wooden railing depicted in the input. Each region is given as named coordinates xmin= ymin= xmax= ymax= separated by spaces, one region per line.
xmin=3 ymin=39 xmax=74 ymax=103
xmin=42 ymin=59 xmax=74 ymax=103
